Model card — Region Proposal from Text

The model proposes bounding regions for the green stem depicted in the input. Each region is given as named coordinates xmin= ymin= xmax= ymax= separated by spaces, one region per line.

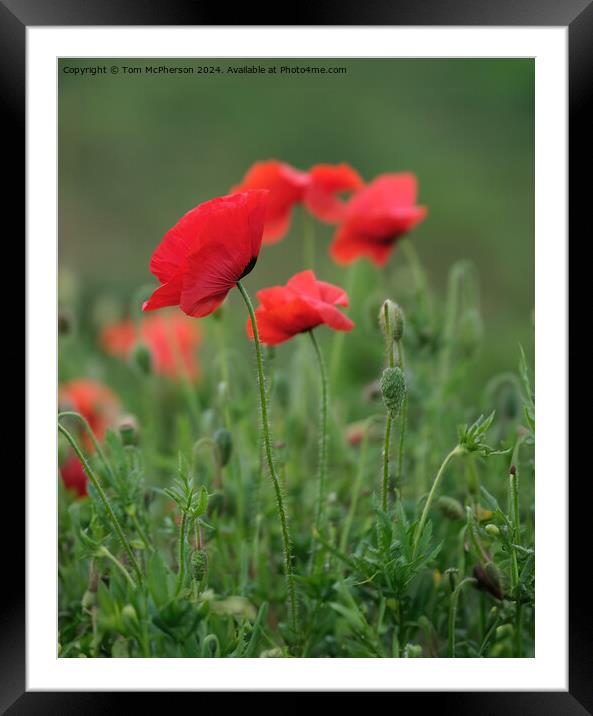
xmin=381 ymin=302 xmax=395 ymax=512
xmin=175 ymin=511 xmax=188 ymax=595
xmin=448 ymin=577 xmax=477 ymax=657
xmin=329 ymin=261 xmax=360 ymax=386
xmin=381 ymin=417 xmax=392 ymax=512
xmin=509 ymin=437 xmax=524 ymax=657
xmin=413 ymin=445 xmax=462 ymax=558
xmin=309 ymin=330 xmax=328 ymax=535
xmin=97 ymin=545 xmax=136 ymax=590
xmin=236 ymin=280 xmax=297 ymax=634
xmin=395 ymin=337 xmax=408 ymax=493
xmin=58 ymin=422 xmax=142 ymax=585
xmin=340 ymin=415 xmax=382 ymax=552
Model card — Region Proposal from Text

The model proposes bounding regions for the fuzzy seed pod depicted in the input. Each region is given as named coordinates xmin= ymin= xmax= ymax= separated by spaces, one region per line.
xmin=380 ymin=366 xmax=406 ymax=419
xmin=191 ymin=549 xmax=208 ymax=582
xmin=131 ymin=341 xmax=153 ymax=375
xmin=378 ymin=300 xmax=405 ymax=342
xmin=213 ymin=428 xmax=232 ymax=467
xmin=437 ymin=495 xmax=465 ymax=520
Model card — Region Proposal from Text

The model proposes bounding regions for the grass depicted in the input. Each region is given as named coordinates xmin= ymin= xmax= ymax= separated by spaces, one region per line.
xmin=57 ymin=239 xmax=534 ymax=659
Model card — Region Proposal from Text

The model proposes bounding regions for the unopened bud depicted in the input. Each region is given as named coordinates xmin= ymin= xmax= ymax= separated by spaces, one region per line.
xmin=485 ymin=524 xmax=500 ymax=539
xmin=131 ymin=341 xmax=153 ymax=375
xmin=121 ymin=604 xmax=139 ymax=631
xmin=117 ymin=414 xmax=139 ymax=446
xmin=380 ymin=366 xmax=406 ymax=419
xmin=213 ymin=428 xmax=232 ymax=467
xmin=458 ymin=309 xmax=483 ymax=357
xmin=437 ymin=496 xmax=465 ymax=520
xmin=191 ymin=549 xmax=208 ymax=582
xmin=81 ymin=589 xmax=96 ymax=610
xmin=378 ymin=300 xmax=405 ymax=342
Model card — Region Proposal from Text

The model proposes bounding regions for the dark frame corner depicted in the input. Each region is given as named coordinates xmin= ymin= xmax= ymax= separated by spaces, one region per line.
xmin=12 ymin=0 xmax=589 ymax=710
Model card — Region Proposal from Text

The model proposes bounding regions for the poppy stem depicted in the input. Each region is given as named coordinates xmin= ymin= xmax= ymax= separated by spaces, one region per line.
xmin=381 ymin=302 xmax=395 ymax=512
xmin=395 ymin=337 xmax=408 ymax=496
xmin=236 ymin=280 xmax=298 ymax=635
xmin=412 ymin=445 xmax=463 ymax=559
xmin=308 ymin=330 xmax=328 ymax=542
xmin=57 ymin=422 xmax=143 ymax=585
xmin=303 ymin=208 xmax=316 ymax=270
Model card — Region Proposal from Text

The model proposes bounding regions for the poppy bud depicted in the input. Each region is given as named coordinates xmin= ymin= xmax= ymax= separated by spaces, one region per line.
xmin=458 ymin=308 xmax=483 ymax=357
xmin=191 ymin=549 xmax=208 ymax=582
xmin=117 ymin=414 xmax=139 ymax=447
xmin=380 ymin=366 xmax=406 ymax=419
xmin=121 ymin=604 xmax=139 ymax=633
xmin=81 ymin=589 xmax=96 ymax=610
xmin=473 ymin=562 xmax=504 ymax=601
xmin=131 ymin=341 xmax=153 ymax=375
xmin=437 ymin=495 xmax=465 ymax=520
xmin=378 ymin=300 xmax=405 ymax=342
xmin=485 ymin=524 xmax=500 ymax=538
xmin=213 ymin=428 xmax=232 ymax=467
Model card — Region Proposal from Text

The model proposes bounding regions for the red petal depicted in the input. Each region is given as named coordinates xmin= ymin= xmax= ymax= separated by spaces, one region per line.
xmin=142 ymin=274 xmax=184 ymax=312
xmin=232 ymin=161 xmax=309 ymax=243
xmin=305 ymin=163 xmax=364 ymax=223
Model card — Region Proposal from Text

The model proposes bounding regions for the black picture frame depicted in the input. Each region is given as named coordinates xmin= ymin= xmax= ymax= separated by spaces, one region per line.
xmin=11 ymin=0 xmax=587 ymax=709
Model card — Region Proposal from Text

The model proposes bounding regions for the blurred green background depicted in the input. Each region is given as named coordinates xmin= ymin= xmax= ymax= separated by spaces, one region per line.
xmin=59 ymin=58 xmax=534 ymax=391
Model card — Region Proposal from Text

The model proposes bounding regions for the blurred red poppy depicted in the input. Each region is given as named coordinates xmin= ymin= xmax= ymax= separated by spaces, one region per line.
xmin=58 ymin=379 xmax=120 ymax=497
xmin=232 ymin=160 xmax=363 ymax=244
xmin=59 ymin=455 xmax=88 ymax=498
xmin=304 ymin=163 xmax=364 ymax=224
xmin=246 ymin=270 xmax=354 ymax=345
xmin=101 ymin=312 xmax=202 ymax=380
xmin=232 ymin=161 xmax=309 ymax=244
xmin=330 ymin=174 xmax=427 ymax=266
xmin=143 ymin=191 xmax=268 ymax=317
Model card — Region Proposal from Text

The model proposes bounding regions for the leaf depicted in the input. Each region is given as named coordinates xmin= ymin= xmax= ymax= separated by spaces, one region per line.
xmin=147 ymin=551 xmax=171 ymax=607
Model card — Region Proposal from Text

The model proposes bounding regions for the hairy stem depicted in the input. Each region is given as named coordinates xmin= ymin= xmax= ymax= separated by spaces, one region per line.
xmin=236 ymin=280 xmax=297 ymax=634
xmin=309 ymin=330 xmax=328 ymax=535
xmin=413 ymin=445 xmax=462 ymax=558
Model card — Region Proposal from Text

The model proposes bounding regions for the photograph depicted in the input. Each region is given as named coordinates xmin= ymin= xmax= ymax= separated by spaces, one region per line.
xmin=56 ymin=57 xmax=535 ymax=659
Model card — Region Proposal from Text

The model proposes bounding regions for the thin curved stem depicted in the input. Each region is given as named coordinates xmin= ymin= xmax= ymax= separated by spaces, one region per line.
xmin=448 ymin=577 xmax=477 ymax=657
xmin=236 ymin=280 xmax=297 ymax=634
xmin=308 ymin=330 xmax=328 ymax=534
xmin=381 ymin=302 xmax=395 ymax=511
xmin=58 ymin=422 xmax=143 ymax=585
xmin=413 ymin=445 xmax=462 ymax=558
xmin=58 ymin=411 xmax=115 ymax=483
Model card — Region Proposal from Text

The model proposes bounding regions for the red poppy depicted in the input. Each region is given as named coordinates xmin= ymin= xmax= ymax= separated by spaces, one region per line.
xmin=246 ymin=270 xmax=354 ymax=346
xmin=101 ymin=312 xmax=202 ymax=380
xmin=58 ymin=379 xmax=120 ymax=497
xmin=330 ymin=173 xmax=427 ymax=266
xmin=232 ymin=160 xmax=363 ymax=244
xmin=304 ymin=163 xmax=364 ymax=224
xmin=143 ymin=191 xmax=268 ymax=318
xmin=60 ymin=455 xmax=88 ymax=498
xmin=231 ymin=161 xmax=309 ymax=245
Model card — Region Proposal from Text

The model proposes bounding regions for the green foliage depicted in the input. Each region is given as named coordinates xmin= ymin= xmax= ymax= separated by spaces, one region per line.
xmin=58 ymin=246 xmax=534 ymax=658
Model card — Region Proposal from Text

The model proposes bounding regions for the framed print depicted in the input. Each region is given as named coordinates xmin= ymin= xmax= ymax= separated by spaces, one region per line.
xmin=10 ymin=0 xmax=588 ymax=708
